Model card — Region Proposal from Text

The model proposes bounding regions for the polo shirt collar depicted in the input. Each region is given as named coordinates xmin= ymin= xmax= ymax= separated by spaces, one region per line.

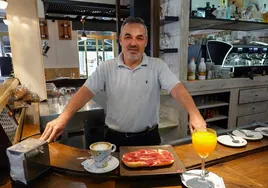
xmin=117 ymin=52 xmax=148 ymax=68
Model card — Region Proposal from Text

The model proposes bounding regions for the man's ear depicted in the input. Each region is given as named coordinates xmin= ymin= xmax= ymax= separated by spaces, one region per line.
xmin=119 ymin=35 xmax=122 ymax=46
xmin=145 ymin=36 xmax=148 ymax=47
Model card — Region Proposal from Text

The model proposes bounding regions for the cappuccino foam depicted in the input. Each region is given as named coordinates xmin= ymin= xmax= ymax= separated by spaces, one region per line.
xmin=92 ymin=143 xmax=110 ymax=150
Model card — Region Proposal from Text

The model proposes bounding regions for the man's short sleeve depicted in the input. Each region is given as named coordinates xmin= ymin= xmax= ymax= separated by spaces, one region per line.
xmin=158 ymin=59 xmax=180 ymax=93
xmin=83 ymin=63 xmax=106 ymax=95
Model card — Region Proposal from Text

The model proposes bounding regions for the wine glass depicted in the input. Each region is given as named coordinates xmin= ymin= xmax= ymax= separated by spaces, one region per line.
xmin=186 ymin=128 xmax=217 ymax=188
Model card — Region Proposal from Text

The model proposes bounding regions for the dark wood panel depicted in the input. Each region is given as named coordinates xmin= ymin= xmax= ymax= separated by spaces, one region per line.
xmin=150 ymin=0 xmax=160 ymax=57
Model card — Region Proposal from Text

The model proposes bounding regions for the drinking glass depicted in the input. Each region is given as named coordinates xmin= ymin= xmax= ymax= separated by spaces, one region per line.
xmin=186 ymin=128 xmax=217 ymax=188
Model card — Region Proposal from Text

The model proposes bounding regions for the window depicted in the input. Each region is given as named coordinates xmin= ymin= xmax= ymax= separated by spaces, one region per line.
xmin=77 ymin=31 xmax=116 ymax=77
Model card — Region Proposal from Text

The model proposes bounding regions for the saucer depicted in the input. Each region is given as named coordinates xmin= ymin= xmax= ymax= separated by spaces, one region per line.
xmin=232 ymin=129 xmax=263 ymax=140
xmin=81 ymin=156 xmax=119 ymax=174
xmin=181 ymin=170 xmax=225 ymax=188
xmin=255 ymin=127 xmax=268 ymax=137
xmin=217 ymin=135 xmax=247 ymax=147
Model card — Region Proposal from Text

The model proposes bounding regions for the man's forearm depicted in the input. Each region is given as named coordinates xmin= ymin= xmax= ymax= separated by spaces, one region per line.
xmin=58 ymin=86 xmax=95 ymax=123
xmin=170 ymin=83 xmax=200 ymax=116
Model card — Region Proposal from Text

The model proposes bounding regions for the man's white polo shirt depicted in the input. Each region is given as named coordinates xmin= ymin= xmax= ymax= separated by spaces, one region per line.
xmin=84 ymin=53 xmax=180 ymax=132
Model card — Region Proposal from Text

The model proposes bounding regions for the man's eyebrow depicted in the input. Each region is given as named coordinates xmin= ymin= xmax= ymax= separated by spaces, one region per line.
xmin=136 ymin=35 xmax=144 ymax=38
xmin=124 ymin=33 xmax=132 ymax=36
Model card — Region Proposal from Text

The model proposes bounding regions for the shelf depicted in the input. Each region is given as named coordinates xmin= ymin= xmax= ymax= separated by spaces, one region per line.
xmin=189 ymin=17 xmax=268 ymax=31
xmin=160 ymin=16 xmax=179 ymax=25
xmin=160 ymin=48 xmax=178 ymax=53
xmin=205 ymin=115 xmax=228 ymax=123
xmin=196 ymin=101 xmax=229 ymax=110
xmin=159 ymin=117 xmax=178 ymax=129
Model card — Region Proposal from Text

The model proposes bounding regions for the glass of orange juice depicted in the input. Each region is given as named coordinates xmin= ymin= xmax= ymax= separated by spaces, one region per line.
xmin=186 ymin=128 xmax=217 ymax=188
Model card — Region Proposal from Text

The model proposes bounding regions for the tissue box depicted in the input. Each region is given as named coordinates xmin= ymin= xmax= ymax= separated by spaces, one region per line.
xmin=6 ymin=138 xmax=50 ymax=184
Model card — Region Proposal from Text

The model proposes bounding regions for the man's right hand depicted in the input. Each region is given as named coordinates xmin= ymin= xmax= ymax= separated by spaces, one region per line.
xmin=40 ymin=117 xmax=66 ymax=143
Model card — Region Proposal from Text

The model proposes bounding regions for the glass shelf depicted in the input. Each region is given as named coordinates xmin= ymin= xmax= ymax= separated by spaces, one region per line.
xmin=190 ymin=17 xmax=268 ymax=31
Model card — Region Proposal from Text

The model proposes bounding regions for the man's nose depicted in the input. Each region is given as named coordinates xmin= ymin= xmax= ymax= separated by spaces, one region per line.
xmin=130 ymin=39 xmax=138 ymax=46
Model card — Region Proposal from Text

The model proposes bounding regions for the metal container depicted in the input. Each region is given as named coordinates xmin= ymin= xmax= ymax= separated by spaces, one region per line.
xmin=6 ymin=138 xmax=50 ymax=184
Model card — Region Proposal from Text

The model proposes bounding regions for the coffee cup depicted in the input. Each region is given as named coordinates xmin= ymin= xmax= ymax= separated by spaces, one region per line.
xmin=89 ymin=142 xmax=116 ymax=168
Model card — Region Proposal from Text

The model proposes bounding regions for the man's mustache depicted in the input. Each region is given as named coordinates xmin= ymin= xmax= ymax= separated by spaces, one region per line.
xmin=128 ymin=46 xmax=138 ymax=50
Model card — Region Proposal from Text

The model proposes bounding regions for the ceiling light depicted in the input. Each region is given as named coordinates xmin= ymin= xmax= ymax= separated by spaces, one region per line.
xmin=81 ymin=31 xmax=87 ymax=41
xmin=80 ymin=18 xmax=87 ymax=41
xmin=0 ymin=0 xmax=8 ymax=10
xmin=3 ymin=15 xmax=7 ymax=25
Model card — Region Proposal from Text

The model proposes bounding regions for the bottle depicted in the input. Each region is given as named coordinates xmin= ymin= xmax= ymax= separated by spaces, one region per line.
xmin=188 ymin=58 xmax=196 ymax=81
xmin=198 ymin=58 xmax=206 ymax=80
xmin=230 ymin=1 xmax=236 ymax=19
xmin=221 ymin=0 xmax=227 ymax=19
xmin=261 ymin=4 xmax=268 ymax=23
xmin=211 ymin=5 xmax=217 ymax=18
xmin=216 ymin=6 xmax=222 ymax=18
xmin=226 ymin=4 xmax=231 ymax=19
xmin=205 ymin=2 xmax=212 ymax=18
xmin=234 ymin=6 xmax=240 ymax=20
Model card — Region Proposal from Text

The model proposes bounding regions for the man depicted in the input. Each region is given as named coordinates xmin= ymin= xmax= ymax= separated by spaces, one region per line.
xmin=40 ymin=17 xmax=206 ymax=147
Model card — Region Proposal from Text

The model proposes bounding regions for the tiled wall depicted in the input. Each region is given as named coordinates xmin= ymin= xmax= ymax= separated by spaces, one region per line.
xmin=160 ymin=0 xmax=181 ymax=78
xmin=159 ymin=0 xmax=182 ymax=142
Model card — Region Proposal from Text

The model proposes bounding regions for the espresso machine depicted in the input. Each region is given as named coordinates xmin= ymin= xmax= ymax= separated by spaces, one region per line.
xmin=207 ymin=40 xmax=268 ymax=79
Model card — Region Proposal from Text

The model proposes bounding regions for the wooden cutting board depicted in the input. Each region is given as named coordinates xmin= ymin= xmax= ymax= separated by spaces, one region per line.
xmin=119 ymin=145 xmax=185 ymax=176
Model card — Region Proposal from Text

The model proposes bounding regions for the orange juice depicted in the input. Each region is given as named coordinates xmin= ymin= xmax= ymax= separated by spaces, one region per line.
xmin=192 ymin=131 xmax=217 ymax=158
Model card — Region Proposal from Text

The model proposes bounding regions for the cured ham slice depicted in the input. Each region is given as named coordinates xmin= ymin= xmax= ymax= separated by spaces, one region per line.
xmin=122 ymin=149 xmax=174 ymax=168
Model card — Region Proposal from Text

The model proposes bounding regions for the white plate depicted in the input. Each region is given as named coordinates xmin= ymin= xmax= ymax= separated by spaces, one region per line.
xmin=81 ymin=156 xmax=119 ymax=174
xmin=232 ymin=130 xmax=263 ymax=140
xmin=181 ymin=169 xmax=225 ymax=188
xmin=255 ymin=127 xmax=268 ymax=137
xmin=217 ymin=135 xmax=247 ymax=147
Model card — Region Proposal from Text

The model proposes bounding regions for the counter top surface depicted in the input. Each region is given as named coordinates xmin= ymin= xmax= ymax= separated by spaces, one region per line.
xmin=39 ymin=98 xmax=103 ymax=116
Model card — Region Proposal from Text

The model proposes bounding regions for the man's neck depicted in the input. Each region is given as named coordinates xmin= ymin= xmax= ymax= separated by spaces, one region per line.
xmin=122 ymin=54 xmax=143 ymax=70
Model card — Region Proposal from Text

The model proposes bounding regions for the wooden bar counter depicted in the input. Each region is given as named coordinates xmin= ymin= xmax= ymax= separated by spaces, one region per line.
xmin=1 ymin=120 xmax=268 ymax=188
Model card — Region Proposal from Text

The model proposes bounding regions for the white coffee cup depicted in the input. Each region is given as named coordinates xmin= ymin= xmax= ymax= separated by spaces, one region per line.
xmin=89 ymin=142 xmax=116 ymax=168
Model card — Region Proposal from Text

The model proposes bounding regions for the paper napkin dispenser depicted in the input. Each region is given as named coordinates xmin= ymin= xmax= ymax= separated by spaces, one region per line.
xmin=6 ymin=138 xmax=50 ymax=184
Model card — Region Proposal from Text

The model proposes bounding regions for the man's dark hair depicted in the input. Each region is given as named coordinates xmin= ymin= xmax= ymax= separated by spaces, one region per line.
xmin=120 ymin=16 xmax=148 ymax=36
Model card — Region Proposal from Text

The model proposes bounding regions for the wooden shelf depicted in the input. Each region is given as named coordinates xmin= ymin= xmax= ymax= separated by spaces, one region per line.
xmin=190 ymin=17 xmax=268 ymax=31
xmin=159 ymin=117 xmax=178 ymax=129
xmin=160 ymin=16 xmax=179 ymax=25
xmin=39 ymin=19 xmax=49 ymax=39
xmin=196 ymin=101 xmax=229 ymax=110
xmin=205 ymin=115 xmax=228 ymax=123
xmin=58 ymin=20 xmax=72 ymax=40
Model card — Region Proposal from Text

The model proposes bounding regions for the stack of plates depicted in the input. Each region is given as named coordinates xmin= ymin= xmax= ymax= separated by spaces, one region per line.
xmin=254 ymin=127 xmax=268 ymax=137
xmin=232 ymin=129 xmax=263 ymax=140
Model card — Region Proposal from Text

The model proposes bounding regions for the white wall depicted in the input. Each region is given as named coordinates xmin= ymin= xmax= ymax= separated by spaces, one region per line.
xmin=7 ymin=0 xmax=47 ymax=100
xmin=43 ymin=20 xmax=79 ymax=68
xmin=37 ymin=0 xmax=45 ymax=18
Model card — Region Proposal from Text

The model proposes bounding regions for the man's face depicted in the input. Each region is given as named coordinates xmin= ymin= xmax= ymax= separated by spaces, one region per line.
xmin=119 ymin=23 xmax=148 ymax=62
